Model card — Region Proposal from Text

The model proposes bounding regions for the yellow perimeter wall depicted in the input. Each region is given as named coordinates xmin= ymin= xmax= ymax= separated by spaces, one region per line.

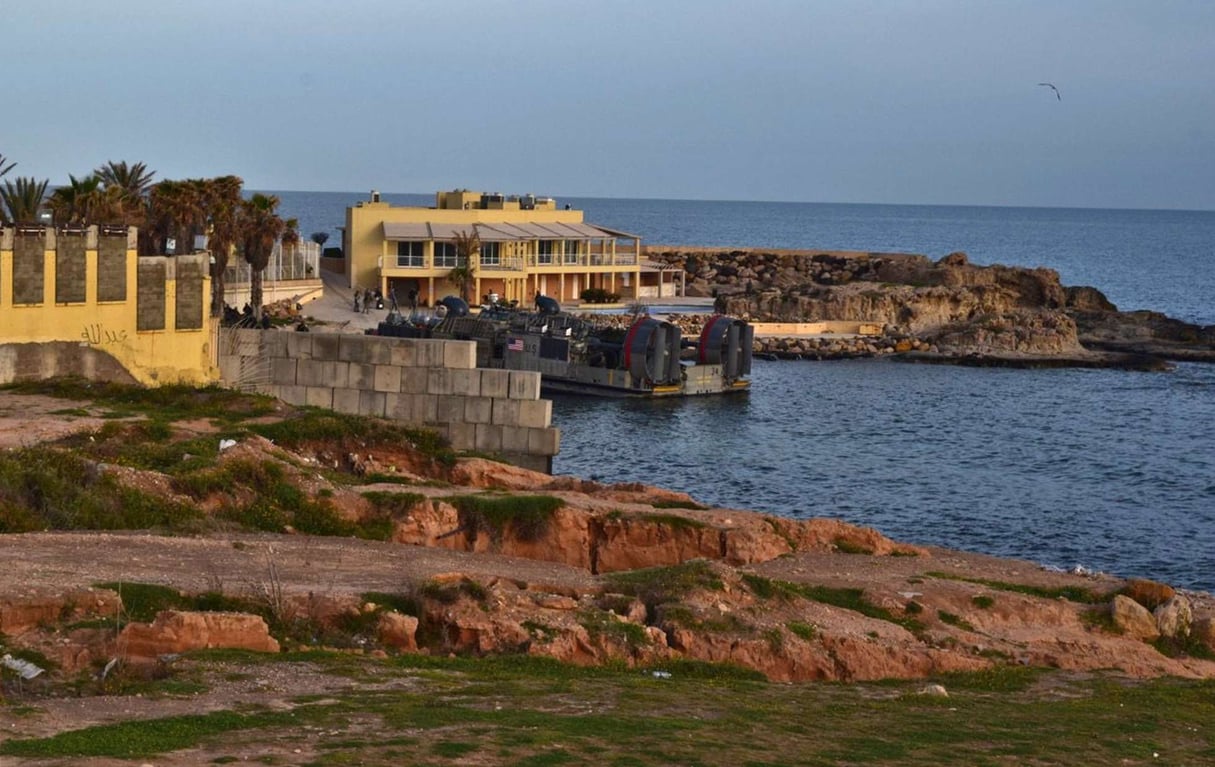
xmin=0 ymin=226 xmax=218 ymax=386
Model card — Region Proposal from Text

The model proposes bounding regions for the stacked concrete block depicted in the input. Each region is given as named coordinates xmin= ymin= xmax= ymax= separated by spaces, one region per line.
xmin=217 ymin=329 xmax=558 ymax=471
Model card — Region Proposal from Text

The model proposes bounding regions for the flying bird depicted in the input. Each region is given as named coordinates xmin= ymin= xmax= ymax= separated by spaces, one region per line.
xmin=1038 ymin=82 xmax=1061 ymax=100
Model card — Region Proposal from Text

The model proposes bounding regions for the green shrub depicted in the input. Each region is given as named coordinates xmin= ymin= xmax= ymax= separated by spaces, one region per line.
xmin=924 ymin=572 xmax=1107 ymax=604
xmin=972 ymin=595 xmax=995 ymax=609
xmin=604 ymin=560 xmax=725 ymax=611
xmin=577 ymin=608 xmax=650 ymax=650
xmin=252 ymin=411 xmax=454 ymax=466
xmin=419 ymin=578 xmax=488 ymax=605
xmin=448 ymin=494 xmax=564 ymax=543
xmin=579 ymin=288 xmax=621 ymax=304
xmin=0 ymin=447 xmax=202 ymax=532
xmin=937 ymin=610 xmax=976 ymax=632
xmin=94 ymin=582 xmax=185 ymax=623
xmin=787 ymin=621 xmax=817 ymax=641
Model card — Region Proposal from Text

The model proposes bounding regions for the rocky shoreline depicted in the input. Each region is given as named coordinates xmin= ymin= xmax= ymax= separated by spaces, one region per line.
xmin=635 ymin=248 xmax=1214 ymax=368
xmin=2 ymin=391 xmax=1214 ymax=688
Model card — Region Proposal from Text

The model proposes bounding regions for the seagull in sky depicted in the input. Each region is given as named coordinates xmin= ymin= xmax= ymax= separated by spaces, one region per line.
xmin=1038 ymin=82 xmax=1061 ymax=100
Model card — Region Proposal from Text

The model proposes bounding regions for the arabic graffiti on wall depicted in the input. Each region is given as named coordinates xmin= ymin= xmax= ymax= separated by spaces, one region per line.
xmin=81 ymin=324 xmax=128 ymax=345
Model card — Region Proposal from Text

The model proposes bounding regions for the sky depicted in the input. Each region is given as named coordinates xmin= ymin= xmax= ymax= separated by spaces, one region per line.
xmin=4 ymin=1 xmax=1214 ymax=209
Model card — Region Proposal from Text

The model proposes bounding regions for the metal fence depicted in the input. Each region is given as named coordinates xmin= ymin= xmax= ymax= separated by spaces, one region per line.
xmin=223 ymin=241 xmax=320 ymax=285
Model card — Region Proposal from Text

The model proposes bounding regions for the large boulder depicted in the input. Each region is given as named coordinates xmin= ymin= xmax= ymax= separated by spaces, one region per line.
xmin=1110 ymin=595 xmax=1160 ymax=641
xmin=1154 ymin=595 xmax=1193 ymax=639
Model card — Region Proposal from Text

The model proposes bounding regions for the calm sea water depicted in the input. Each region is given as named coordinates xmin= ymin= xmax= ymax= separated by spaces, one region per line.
xmin=276 ymin=191 xmax=1215 ymax=590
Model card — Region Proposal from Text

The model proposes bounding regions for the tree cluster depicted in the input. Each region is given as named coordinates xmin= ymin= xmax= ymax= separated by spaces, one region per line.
xmin=0 ymin=152 xmax=298 ymax=318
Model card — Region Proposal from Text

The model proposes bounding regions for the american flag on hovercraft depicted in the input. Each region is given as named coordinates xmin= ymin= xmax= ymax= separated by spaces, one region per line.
xmin=507 ymin=337 xmax=525 ymax=352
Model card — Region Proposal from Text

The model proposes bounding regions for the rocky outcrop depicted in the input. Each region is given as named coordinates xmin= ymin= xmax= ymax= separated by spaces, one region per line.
xmin=117 ymin=611 xmax=280 ymax=661
xmin=646 ymin=247 xmax=1214 ymax=366
xmin=385 ymin=481 xmax=922 ymax=575
xmin=0 ymin=589 xmax=121 ymax=636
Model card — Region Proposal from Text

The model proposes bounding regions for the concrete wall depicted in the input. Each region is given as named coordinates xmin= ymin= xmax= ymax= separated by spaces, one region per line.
xmin=750 ymin=321 xmax=884 ymax=337
xmin=218 ymin=329 xmax=560 ymax=473
xmin=0 ymin=225 xmax=218 ymax=386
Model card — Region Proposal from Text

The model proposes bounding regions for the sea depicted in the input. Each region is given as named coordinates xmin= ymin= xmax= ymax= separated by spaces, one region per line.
xmin=273 ymin=191 xmax=1215 ymax=591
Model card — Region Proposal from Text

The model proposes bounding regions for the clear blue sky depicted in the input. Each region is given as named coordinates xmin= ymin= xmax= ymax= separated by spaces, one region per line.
xmin=5 ymin=1 xmax=1213 ymax=209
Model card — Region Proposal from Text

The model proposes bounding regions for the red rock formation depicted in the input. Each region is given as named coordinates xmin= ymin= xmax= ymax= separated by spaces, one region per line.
xmin=117 ymin=611 xmax=280 ymax=661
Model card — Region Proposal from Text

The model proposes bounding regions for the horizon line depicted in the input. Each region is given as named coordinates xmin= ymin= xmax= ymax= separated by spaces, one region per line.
xmin=252 ymin=189 xmax=1215 ymax=215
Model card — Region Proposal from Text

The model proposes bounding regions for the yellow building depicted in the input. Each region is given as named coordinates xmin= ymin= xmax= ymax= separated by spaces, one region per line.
xmin=0 ymin=225 xmax=217 ymax=386
xmin=343 ymin=190 xmax=646 ymax=308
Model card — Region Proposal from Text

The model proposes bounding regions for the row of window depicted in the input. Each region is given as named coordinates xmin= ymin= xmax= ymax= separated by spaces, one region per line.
xmin=396 ymin=239 xmax=582 ymax=269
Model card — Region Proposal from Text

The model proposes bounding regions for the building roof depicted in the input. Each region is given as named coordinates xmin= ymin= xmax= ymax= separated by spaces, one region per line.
xmin=382 ymin=221 xmax=638 ymax=242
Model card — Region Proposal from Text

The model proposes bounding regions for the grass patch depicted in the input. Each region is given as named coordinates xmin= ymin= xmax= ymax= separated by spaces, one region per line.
xmin=787 ymin=621 xmax=818 ymax=641
xmin=0 ymin=447 xmax=203 ymax=533
xmin=447 ymin=494 xmax=564 ymax=543
xmin=419 ymin=577 xmax=488 ymax=605
xmin=606 ymin=510 xmax=710 ymax=530
xmin=250 ymin=409 xmax=455 ymax=466
xmin=6 ymin=650 xmax=1215 ymax=764
xmin=649 ymin=499 xmax=709 ymax=511
xmin=833 ymin=537 xmax=875 ymax=555
xmin=937 ymin=610 xmax=976 ymax=632
xmin=924 ymin=571 xmax=1108 ymax=603
xmin=604 ymin=560 xmax=724 ymax=608
xmin=2 ymin=379 xmax=278 ymax=425
xmin=577 ymin=608 xmax=651 ymax=650
xmin=741 ymin=574 xmax=924 ymax=633
xmin=360 ymin=491 xmax=427 ymax=541
xmin=0 ymin=707 xmax=306 ymax=758
xmin=971 ymin=595 xmax=995 ymax=609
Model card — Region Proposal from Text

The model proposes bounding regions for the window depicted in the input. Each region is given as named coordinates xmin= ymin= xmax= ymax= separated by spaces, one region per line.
xmin=480 ymin=241 xmax=501 ymax=266
xmin=435 ymin=241 xmax=460 ymax=268
xmin=564 ymin=240 xmax=581 ymax=264
xmin=538 ymin=240 xmax=555 ymax=265
xmin=396 ymin=241 xmax=424 ymax=268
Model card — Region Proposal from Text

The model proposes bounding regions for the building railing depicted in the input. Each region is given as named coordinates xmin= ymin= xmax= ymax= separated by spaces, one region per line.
xmin=223 ymin=241 xmax=320 ymax=285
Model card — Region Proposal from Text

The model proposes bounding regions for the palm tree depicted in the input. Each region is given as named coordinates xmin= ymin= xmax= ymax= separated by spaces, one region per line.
xmin=281 ymin=217 xmax=300 ymax=247
xmin=0 ymin=153 xmax=15 ymax=181
xmin=47 ymin=173 xmax=104 ymax=225
xmin=448 ymin=229 xmax=480 ymax=303
xmin=239 ymin=192 xmax=285 ymax=319
xmin=96 ymin=160 xmax=154 ymax=199
xmin=148 ymin=179 xmax=206 ymax=254
xmin=1 ymin=177 xmax=50 ymax=224
xmin=96 ymin=160 xmax=155 ymax=227
xmin=203 ymin=175 xmax=244 ymax=316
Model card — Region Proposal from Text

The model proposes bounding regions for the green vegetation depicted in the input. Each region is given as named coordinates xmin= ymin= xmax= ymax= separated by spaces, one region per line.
xmin=833 ymin=536 xmax=875 ymax=554
xmin=447 ymin=494 xmax=564 ymax=542
xmin=741 ymin=574 xmax=924 ymax=633
xmin=605 ymin=560 xmax=724 ymax=609
xmin=607 ymin=510 xmax=710 ymax=530
xmin=972 ymin=595 xmax=996 ymax=609
xmin=418 ymin=577 xmax=488 ymax=605
xmin=3 ymin=653 xmax=1213 ymax=765
xmin=937 ymin=610 xmax=976 ymax=632
xmin=577 ymin=608 xmax=651 ymax=650
xmin=3 ymin=380 xmax=277 ymax=424
xmin=924 ymin=571 xmax=1109 ymax=604
xmin=648 ymin=499 xmax=709 ymax=511
xmin=0 ymin=447 xmax=202 ymax=533
xmin=786 ymin=621 xmax=817 ymax=641
xmin=0 ymin=381 xmax=463 ymax=540
xmin=579 ymin=287 xmax=622 ymax=304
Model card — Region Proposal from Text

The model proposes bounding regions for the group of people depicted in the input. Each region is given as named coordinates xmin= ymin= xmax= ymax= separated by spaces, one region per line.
xmin=352 ymin=288 xmax=385 ymax=313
